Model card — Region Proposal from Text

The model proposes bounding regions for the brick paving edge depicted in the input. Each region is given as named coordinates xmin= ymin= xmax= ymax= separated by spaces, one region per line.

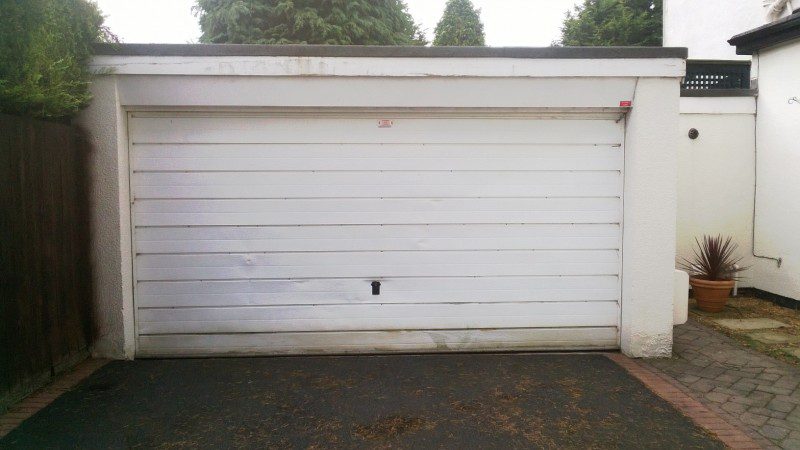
xmin=606 ymin=353 xmax=767 ymax=450
xmin=0 ymin=359 xmax=109 ymax=438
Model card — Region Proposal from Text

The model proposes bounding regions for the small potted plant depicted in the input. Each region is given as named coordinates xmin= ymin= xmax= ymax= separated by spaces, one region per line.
xmin=678 ymin=235 xmax=747 ymax=313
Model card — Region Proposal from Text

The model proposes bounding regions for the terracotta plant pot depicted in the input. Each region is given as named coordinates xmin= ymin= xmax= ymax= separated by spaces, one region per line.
xmin=690 ymin=278 xmax=735 ymax=313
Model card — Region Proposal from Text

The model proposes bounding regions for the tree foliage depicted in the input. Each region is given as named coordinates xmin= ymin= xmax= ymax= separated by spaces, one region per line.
xmin=0 ymin=0 xmax=116 ymax=120
xmin=433 ymin=0 xmax=485 ymax=46
xmin=557 ymin=0 xmax=662 ymax=46
xmin=195 ymin=0 xmax=426 ymax=45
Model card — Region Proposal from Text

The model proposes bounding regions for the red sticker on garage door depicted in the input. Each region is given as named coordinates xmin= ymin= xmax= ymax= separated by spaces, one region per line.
xmin=619 ymin=100 xmax=632 ymax=107
xmin=377 ymin=119 xmax=394 ymax=128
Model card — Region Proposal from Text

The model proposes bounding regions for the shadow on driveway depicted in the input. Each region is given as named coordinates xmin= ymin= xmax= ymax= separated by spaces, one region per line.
xmin=1 ymin=353 xmax=723 ymax=449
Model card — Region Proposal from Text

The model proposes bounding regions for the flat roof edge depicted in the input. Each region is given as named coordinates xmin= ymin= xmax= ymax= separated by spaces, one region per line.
xmin=93 ymin=43 xmax=688 ymax=59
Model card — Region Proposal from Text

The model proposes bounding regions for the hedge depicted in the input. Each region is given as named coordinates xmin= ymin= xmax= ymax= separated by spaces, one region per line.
xmin=0 ymin=0 xmax=115 ymax=120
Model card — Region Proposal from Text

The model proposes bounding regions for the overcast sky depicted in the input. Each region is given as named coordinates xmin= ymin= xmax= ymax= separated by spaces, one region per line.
xmin=93 ymin=0 xmax=582 ymax=46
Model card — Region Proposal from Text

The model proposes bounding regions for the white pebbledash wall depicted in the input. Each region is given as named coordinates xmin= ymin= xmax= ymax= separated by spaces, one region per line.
xmin=77 ymin=46 xmax=685 ymax=359
xmin=664 ymin=0 xmax=793 ymax=60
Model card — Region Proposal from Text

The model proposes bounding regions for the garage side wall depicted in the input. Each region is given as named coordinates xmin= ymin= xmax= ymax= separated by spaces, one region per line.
xmin=621 ymin=78 xmax=681 ymax=357
xmin=75 ymin=76 xmax=134 ymax=359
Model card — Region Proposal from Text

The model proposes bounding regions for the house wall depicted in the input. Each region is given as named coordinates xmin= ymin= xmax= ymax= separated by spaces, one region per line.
xmin=78 ymin=52 xmax=685 ymax=359
xmin=749 ymin=41 xmax=800 ymax=300
xmin=664 ymin=0 xmax=792 ymax=60
xmin=676 ymin=96 xmax=756 ymax=287
xmin=675 ymin=46 xmax=800 ymax=303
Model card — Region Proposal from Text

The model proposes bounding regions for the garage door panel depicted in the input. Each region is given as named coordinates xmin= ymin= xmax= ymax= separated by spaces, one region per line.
xmin=133 ymin=198 xmax=622 ymax=226
xmin=135 ymin=198 xmax=621 ymax=213
xmin=131 ymin=144 xmax=623 ymax=172
xmin=136 ymin=250 xmax=620 ymax=280
xmin=135 ymin=184 xmax=623 ymax=200
xmin=136 ymin=225 xmax=621 ymax=253
xmin=130 ymin=114 xmax=624 ymax=356
xmin=138 ymin=250 xmax=620 ymax=268
xmin=132 ymin=171 xmax=622 ymax=200
xmin=137 ymin=224 xmax=621 ymax=242
xmin=136 ymin=211 xmax=620 ymax=227
xmin=133 ymin=171 xmax=622 ymax=188
xmin=138 ymin=252 xmax=619 ymax=278
xmin=137 ymin=302 xmax=620 ymax=335
xmin=137 ymin=263 xmax=620 ymax=281
xmin=138 ymin=276 xmax=621 ymax=295
xmin=133 ymin=143 xmax=622 ymax=159
xmin=137 ymin=328 xmax=620 ymax=357
xmin=136 ymin=236 xmax=622 ymax=253
xmin=134 ymin=159 xmax=624 ymax=173
xmin=136 ymin=276 xmax=621 ymax=307
xmin=133 ymin=156 xmax=623 ymax=172
xmin=130 ymin=117 xmax=624 ymax=145
xmin=138 ymin=287 xmax=620 ymax=308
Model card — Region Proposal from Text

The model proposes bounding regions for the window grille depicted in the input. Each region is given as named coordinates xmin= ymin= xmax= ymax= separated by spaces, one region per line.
xmin=681 ymin=61 xmax=751 ymax=90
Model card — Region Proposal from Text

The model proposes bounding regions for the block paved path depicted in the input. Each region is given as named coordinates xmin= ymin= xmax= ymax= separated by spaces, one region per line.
xmin=644 ymin=319 xmax=800 ymax=450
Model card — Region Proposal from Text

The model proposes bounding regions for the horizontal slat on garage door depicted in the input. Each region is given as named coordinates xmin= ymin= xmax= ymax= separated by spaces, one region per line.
xmin=137 ymin=328 xmax=620 ymax=357
xmin=136 ymin=276 xmax=621 ymax=307
xmin=137 ymin=302 xmax=619 ymax=335
xmin=132 ymin=144 xmax=622 ymax=172
xmin=132 ymin=170 xmax=621 ymax=199
xmin=133 ymin=143 xmax=621 ymax=158
xmin=133 ymin=198 xmax=621 ymax=226
xmin=135 ymin=224 xmax=621 ymax=253
xmin=135 ymin=250 xmax=619 ymax=280
xmin=130 ymin=117 xmax=623 ymax=145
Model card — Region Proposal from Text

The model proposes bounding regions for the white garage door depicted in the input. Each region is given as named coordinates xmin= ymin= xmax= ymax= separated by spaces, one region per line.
xmin=130 ymin=112 xmax=624 ymax=357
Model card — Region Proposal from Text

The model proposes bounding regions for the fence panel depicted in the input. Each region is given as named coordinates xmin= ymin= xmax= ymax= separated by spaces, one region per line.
xmin=0 ymin=114 xmax=93 ymax=410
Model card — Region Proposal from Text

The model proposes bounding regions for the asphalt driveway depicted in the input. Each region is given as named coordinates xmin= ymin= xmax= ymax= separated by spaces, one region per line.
xmin=0 ymin=353 xmax=724 ymax=449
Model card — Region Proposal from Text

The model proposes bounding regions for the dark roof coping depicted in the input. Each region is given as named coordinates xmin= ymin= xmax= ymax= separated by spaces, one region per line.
xmin=729 ymin=12 xmax=800 ymax=55
xmin=93 ymin=43 xmax=688 ymax=59
xmin=686 ymin=59 xmax=750 ymax=66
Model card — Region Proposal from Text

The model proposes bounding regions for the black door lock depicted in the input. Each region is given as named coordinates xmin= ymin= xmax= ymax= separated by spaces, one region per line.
xmin=371 ymin=281 xmax=381 ymax=295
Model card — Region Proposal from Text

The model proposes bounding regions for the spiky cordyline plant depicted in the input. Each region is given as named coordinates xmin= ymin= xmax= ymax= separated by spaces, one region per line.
xmin=679 ymin=235 xmax=748 ymax=281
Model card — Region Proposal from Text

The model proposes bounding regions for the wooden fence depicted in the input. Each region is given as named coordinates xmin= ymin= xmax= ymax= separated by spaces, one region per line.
xmin=0 ymin=114 xmax=93 ymax=410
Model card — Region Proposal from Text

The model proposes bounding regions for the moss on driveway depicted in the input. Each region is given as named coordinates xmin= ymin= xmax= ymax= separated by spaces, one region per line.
xmin=691 ymin=295 xmax=800 ymax=367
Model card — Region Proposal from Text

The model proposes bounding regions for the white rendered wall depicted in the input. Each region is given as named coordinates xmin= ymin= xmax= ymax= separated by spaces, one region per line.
xmin=74 ymin=76 xmax=135 ymax=359
xmin=676 ymin=97 xmax=756 ymax=288
xmin=620 ymin=78 xmax=680 ymax=358
xmin=664 ymin=0 xmax=792 ymax=60
xmin=749 ymin=41 xmax=800 ymax=300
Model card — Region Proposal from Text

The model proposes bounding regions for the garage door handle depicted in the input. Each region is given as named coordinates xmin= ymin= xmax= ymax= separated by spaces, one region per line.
xmin=371 ymin=281 xmax=381 ymax=296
